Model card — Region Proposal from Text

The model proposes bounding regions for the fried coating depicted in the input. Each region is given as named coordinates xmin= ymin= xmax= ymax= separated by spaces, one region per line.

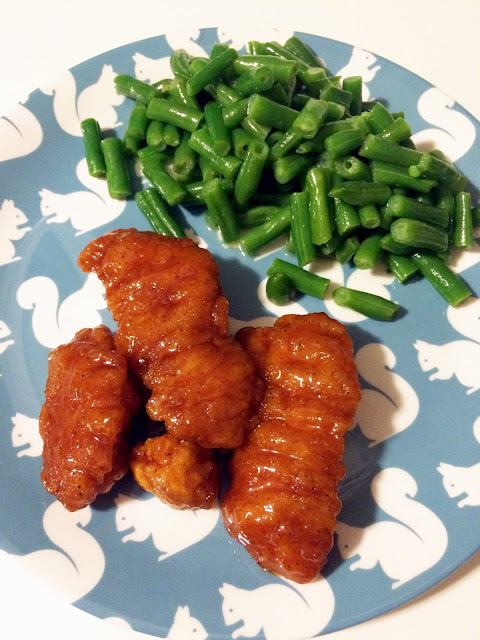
xmin=130 ymin=434 xmax=219 ymax=509
xmin=40 ymin=325 xmax=141 ymax=511
xmin=221 ymin=313 xmax=361 ymax=583
xmin=78 ymin=229 xmax=261 ymax=449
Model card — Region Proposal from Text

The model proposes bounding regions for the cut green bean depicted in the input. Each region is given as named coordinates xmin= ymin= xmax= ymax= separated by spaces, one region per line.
xmin=241 ymin=116 xmax=271 ymax=141
xmin=272 ymin=154 xmax=313 ymax=184
xmin=365 ymin=102 xmax=394 ymax=133
xmin=114 ymin=74 xmax=159 ymax=104
xmin=335 ymin=236 xmax=360 ymax=263
xmin=334 ymin=155 xmax=372 ymax=181
xmin=408 ymin=152 xmax=467 ymax=193
xmin=163 ymin=123 xmax=181 ymax=147
xmin=199 ymin=155 xmax=218 ymax=182
xmin=147 ymin=98 xmax=203 ymax=133
xmin=237 ymin=205 xmax=280 ymax=228
xmin=170 ymin=49 xmax=193 ymax=80
xmin=234 ymin=65 xmax=274 ymax=96
xmin=234 ymin=139 xmax=269 ymax=209
xmin=232 ymin=127 xmax=254 ymax=159
xmin=81 ymin=118 xmax=106 ymax=177
xmin=320 ymin=84 xmax=352 ymax=110
xmin=202 ymin=178 xmax=239 ymax=243
xmin=353 ymin=233 xmax=384 ymax=269
xmin=234 ymin=55 xmax=299 ymax=86
xmin=384 ymin=194 xmax=449 ymax=228
xmin=342 ymin=76 xmax=362 ymax=115
xmin=170 ymin=78 xmax=201 ymax=110
xmin=135 ymin=188 xmax=185 ymax=238
xmin=377 ymin=117 xmax=412 ymax=143
xmin=146 ymin=120 xmax=166 ymax=150
xmin=247 ymin=94 xmax=299 ymax=131
xmin=136 ymin=146 xmax=168 ymax=167
xmin=267 ymin=258 xmax=330 ymax=299
xmin=329 ymin=181 xmax=391 ymax=206
xmin=359 ymin=134 xmax=422 ymax=166
xmin=173 ymin=131 xmax=197 ymax=180
xmin=266 ymin=272 xmax=292 ymax=305
xmin=204 ymin=100 xmax=231 ymax=156
xmin=290 ymin=191 xmax=316 ymax=267
xmin=319 ymin=233 xmax=342 ymax=255
xmin=284 ymin=36 xmax=322 ymax=68
xmin=390 ymin=218 xmax=449 ymax=253
xmin=186 ymin=48 xmax=238 ymax=96
xmin=385 ymin=254 xmax=419 ymax=283
xmin=291 ymin=99 xmax=328 ymax=139
xmin=371 ymin=160 xmax=436 ymax=193
xmin=333 ymin=286 xmax=399 ymax=320
xmin=270 ymin=129 xmax=303 ymax=160
xmin=222 ymin=98 xmax=250 ymax=128
xmin=188 ymin=129 xmax=242 ymax=179
xmin=296 ymin=120 xmax=354 ymax=154
xmin=306 ymin=166 xmax=333 ymax=245
xmin=380 ymin=233 xmax=414 ymax=255
xmin=143 ymin=162 xmax=186 ymax=206
xmin=240 ymin=206 xmax=291 ymax=254
xmin=411 ymin=251 xmax=471 ymax=306
xmin=358 ymin=203 xmax=381 ymax=229
xmin=101 ymin=137 xmax=131 ymax=199
xmin=124 ymin=101 xmax=148 ymax=142
xmin=453 ymin=191 xmax=473 ymax=248
xmin=183 ymin=178 xmax=233 ymax=205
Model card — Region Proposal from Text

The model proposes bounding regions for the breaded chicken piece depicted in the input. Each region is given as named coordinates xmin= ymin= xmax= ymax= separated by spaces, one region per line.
xmin=221 ymin=313 xmax=361 ymax=583
xmin=130 ymin=434 xmax=219 ymax=509
xmin=40 ymin=325 xmax=141 ymax=511
xmin=78 ymin=229 xmax=261 ymax=449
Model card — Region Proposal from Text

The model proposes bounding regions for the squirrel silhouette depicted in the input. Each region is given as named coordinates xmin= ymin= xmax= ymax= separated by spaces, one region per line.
xmin=0 ymin=320 xmax=14 ymax=367
xmin=103 ymin=606 xmax=208 ymax=640
xmin=0 ymin=102 xmax=43 ymax=162
xmin=220 ymin=575 xmax=334 ymax=640
xmin=165 ymin=30 xmax=209 ymax=57
xmin=0 ymin=199 xmax=31 ymax=265
xmin=216 ymin=27 xmax=294 ymax=52
xmin=10 ymin=413 xmax=42 ymax=457
xmin=438 ymin=417 xmax=480 ymax=508
xmin=16 ymin=272 xmax=106 ymax=349
xmin=355 ymin=343 xmax=419 ymax=447
xmin=411 ymin=87 xmax=476 ymax=162
xmin=39 ymin=64 xmax=124 ymax=137
xmin=0 ymin=501 xmax=105 ymax=603
xmin=114 ymin=493 xmax=219 ymax=561
xmin=336 ymin=47 xmax=381 ymax=100
xmin=336 ymin=467 xmax=448 ymax=589
xmin=39 ymin=158 xmax=126 ymax=234
xmin=415 ymin=297 xmax=480 ymax=395
xmin=133 ymin=52 xmax=172 ymax=85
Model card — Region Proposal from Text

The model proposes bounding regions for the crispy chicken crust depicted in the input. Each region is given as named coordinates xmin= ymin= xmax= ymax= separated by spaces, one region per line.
xmin=221 ymin=313 xmax=361 ymax=583
xmin=40 ymin=325 xmax=141 ymax=512
xmin=130 ymin=434 xmax=219 ymax=509
xmin=78 ymin=229 xmax=260 ymax=449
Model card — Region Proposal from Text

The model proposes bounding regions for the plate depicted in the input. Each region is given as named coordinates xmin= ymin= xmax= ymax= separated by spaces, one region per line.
xmin=0 ymin=27 xmax=479 ymax=639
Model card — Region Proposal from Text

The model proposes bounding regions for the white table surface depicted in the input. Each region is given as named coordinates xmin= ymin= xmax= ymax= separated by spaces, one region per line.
xmin=0 ymin=1 xmax=479 ymax=638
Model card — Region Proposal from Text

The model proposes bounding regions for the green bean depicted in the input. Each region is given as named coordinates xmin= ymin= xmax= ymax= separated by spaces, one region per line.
xmin=377 ymin=117 xmax=412 ymax=144
xmin=385 ymin=254 xmax=418 ymax=283
xmin=390 ymin=218 xmax=449 ymax=253
xmin=306 ymin=166 xmax=333 ymax=245
xmin=272 ymin=154 xmax=313 ymax=184
xmin=247 ymin=40 xmax=267 ymax=55
xmin=198 ymin=155 xmax=218 ymax=182
xmin=365 ymin=102 xmax=394 ymax=133
xmin=411 ymin=251 xmax=471 ymax=306
xmin=81 ymin=118 xmax=106 ymax=177
xmin=142 ymin=162 xmax=186 ymax=206
xmin=234 ymin=139 xmax=269 ymax=209
xmin=380 ymin=233 xmax=414 ymax=255
xmin=319 ymin=233 xmax=342 ymax=255
xmin=163 ymin=123 xmax=181 ymax=147
xmin=234 ymin=55 xmax=299 ymax=86
xmin=135 ymin=188 xmax=185 ymax=238
xmin=320 ymin=84 xmax=352 ymax=110
xmin=241 ymin=116 xmax=271 ymax=141
xmin=333 ymin=155 xmax=370 ymax=181
xmin=453 ymin=191 xmax=473 ymax=248
xmin=284 ymin=36 xmax=322 ymax=68
xmin=353 ymin=233 xmax=384 ymax=269
xmin=208 ymin=81 xmax=242 ymax=106
xmin=342 ymin=76 xmax=362 ymax=115
xmin=146 ymin=120 xmax=166 ymax=150
xmin=101 ymin=137 xmax=131 ymax=199
xmin=408 ymin=152 xmax=467 ymax=193
xmin=232 ymin=127 xmax=254 ymax=159
xmin=358 ymin=204 xmax=381 ymax=229
xmin=290 ymin=191 xmax=316 ymax=266
xmin=329 ymin=181 xmax=391 ymax=206
xmin=435 ymin=185 xmax=456 ymax=219
xmin=384 ymin=194 xmax=449 ymax=228
xmin=202 ymin=179 xmax=239 ymax=242
xmin=234 ymin=65 xmax=275 ymax=96
xmin=170 ymin=49 xmax=193 ymax=80
xmin=267 ymin=258 xmax=330 ymax=299
xmin=114 ymin=74 xmax=159 ymax=104
xmin=240 ymin=207 xmax=291 ymax=254
xmin=270 ymin=130 xmax=303 ymax=160
xmin=262 ymin=41 xmax=313 ymax=82
xmin=183 ymin=178 xmax=233 ymax=205
xmin=222 ymin=98 xmax=250 ymax=128
xmin=335 ymin=236 xmax=360 ymax=263
xmin=237 ymin=205 xmax=280 ymax=228
xmin=371 ymin=160 xmax=436 ymax=193
xmin=292 ymin=99 xmax=328 ymax=139
xmin=204 ymin=101 xmax=231 ymax=156
xmin=295 ymin=119 xmax=354 ymax=154
xmin=136 ymin=146 xmax=168 ymax=167
xmin=188 ymin=129 xmax=242 ymax=179
xmin=266 ymin=272 xmax=292 ymax=305
xmin=124 ymin=101 xmax=148 ymax=143
xmin=170 ymin=78 xmax=201 ymax=110
xmin=359 ymin=134 xmax=422 ymax=166
xmin=186 ymin=48 xmax=238 ymax=96
xmin=302 ymin=67 xmax=328 ymax=96
xmin=146 ymin=98 xmax=203 ymax=133
xmin=333 ymin=286 xmax=399 ymax=320
xmin=247 ymin=94 xmax=299 ymax=131
xmin=173 ymin=131 xmax=197 ymax=180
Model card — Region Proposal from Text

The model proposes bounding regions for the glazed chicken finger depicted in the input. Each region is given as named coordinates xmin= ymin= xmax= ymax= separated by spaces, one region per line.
xmin=221 ymin=313 xmax=361 ymax=583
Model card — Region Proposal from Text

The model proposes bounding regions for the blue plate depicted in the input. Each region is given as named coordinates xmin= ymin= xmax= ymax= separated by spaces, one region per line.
xmin=0 ymin=28 xmax=479 ymax=639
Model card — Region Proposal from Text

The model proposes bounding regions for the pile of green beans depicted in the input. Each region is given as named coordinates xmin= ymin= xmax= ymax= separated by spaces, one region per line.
xmin=81 ymin=36 xmax=479 ymax=321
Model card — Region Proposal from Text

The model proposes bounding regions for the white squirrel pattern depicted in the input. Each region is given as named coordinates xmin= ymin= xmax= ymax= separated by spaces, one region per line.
xmin=39 ymin=158 xmax=126 ymax=234
xmin=411 ymin=87 xmax=476 ymax=162
xmin=216 ymin=27 xmax=294 ymax=52
xmin=10 ymin=413 xmax=42 ymax=457
xmin=166 ymin=30 xmax=209 ymax=58
xmin=133 ymin=52 xmax=172 ymax=85
xmin=415 ymin=297 xmax=480 ymax=395
xmin=16 ymin=273 xmax=107 ymax=349
xmin=0 ymin=320 xmax=14 ymax=358
xmin=437 ymin=417 xmax=480 ymax=508
xmin=354 ymin=343 xmax=419 ymax=447
xmin=220 ymin=575 xmax=334 ymax=640
xmin=0 ymin=199 xmax=31 ymax=266
xmin=103 ymin=606 xmax=208 ymax=640
xmin=336 ymin=47 xmax=381 ymax=100
xmin=114 ymin=493 xmax=219 ymax=561
xmin=39 ymin=64 xmax=124 ymax=137
xmin=0 ymin=501 xmax=105 ymax=603
xmin=336 ymin=467 xmax=448 ymax=589
xmin=0 ymin=102 xmax=43 ymax=162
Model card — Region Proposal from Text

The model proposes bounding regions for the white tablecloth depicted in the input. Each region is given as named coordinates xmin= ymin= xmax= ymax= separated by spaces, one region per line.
xmin=1 ymin=1 xmax=479 ymax=638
